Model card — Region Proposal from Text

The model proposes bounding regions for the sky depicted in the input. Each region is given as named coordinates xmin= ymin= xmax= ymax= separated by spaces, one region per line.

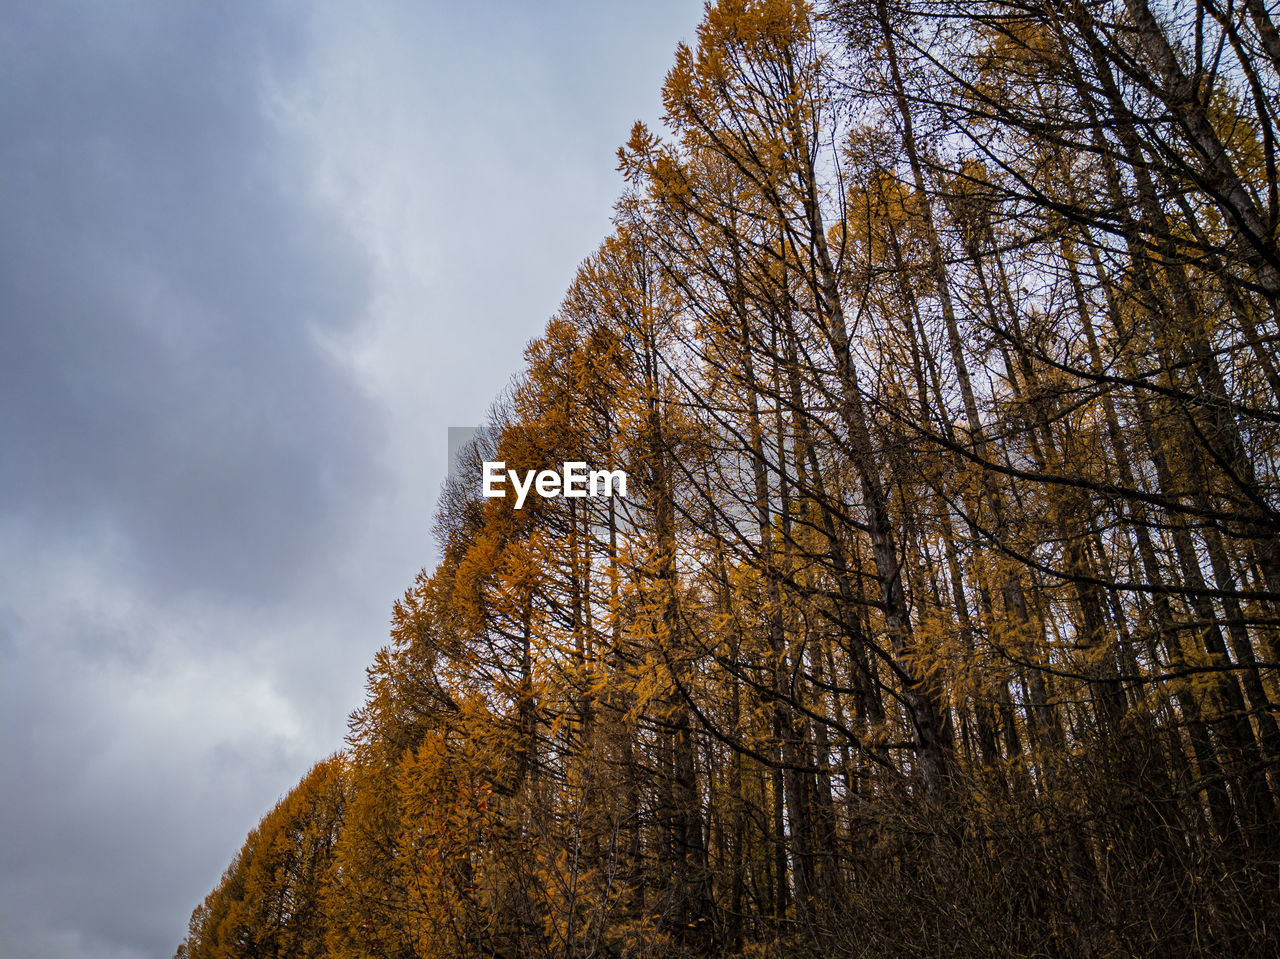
xmin=0 ymin=3 xmax=704 ymax=956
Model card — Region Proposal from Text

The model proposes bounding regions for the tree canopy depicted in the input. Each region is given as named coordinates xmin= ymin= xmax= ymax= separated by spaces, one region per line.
xmin=179 ymin=1 xmax=1280 ymax=956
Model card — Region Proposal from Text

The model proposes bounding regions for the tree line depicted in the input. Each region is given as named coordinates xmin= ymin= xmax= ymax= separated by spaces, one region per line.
xmin=178 ymin=0 xmax=1280 ymax=955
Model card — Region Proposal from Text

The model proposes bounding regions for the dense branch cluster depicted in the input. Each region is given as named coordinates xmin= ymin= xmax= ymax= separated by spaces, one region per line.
xmin=178 ymin=1 xmax=1280 ymax=956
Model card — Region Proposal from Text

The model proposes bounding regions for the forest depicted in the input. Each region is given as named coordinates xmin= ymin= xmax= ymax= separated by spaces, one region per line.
xmin=176 ymin=0 xmax=1280 ymax=956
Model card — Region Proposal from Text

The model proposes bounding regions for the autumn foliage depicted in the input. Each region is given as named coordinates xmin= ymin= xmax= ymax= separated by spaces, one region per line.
xmin=179 ymin=1 xmax=1280 ymax=956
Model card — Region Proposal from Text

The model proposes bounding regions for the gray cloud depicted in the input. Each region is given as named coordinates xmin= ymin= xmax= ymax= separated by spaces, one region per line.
xmin=0 ymin=2 xmax=703 ymax=957
xmin=2 ymin=4 xmax=377 ymax=956
xmin=1 ymin=0 xmax=376 ymax=602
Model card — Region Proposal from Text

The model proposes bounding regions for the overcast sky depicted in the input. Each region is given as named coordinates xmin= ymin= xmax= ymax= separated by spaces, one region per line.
xmin=0 ymin=3 xmax=702 ymax=956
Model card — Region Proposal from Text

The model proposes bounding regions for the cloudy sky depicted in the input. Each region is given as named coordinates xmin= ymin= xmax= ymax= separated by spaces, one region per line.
xmin=0 ymin=3 xmax=702 ymax=956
